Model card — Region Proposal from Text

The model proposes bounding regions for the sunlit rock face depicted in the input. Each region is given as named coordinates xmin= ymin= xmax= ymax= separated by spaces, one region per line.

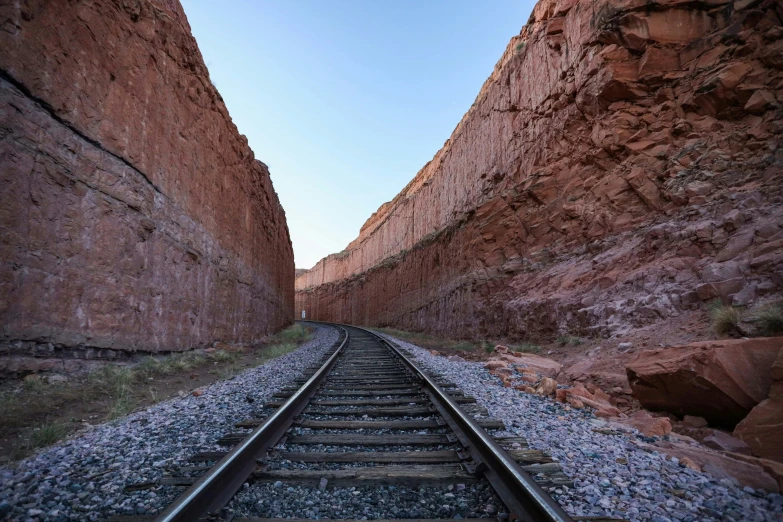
xmin=295 ymin=0 xmax=783 ymax=339
xmin=0 ymin=0 xmax=294 ymax=355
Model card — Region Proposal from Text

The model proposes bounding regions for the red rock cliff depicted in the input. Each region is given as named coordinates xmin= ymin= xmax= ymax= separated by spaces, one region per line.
xmin=0 ymin=0 xmax=294 ymax=354
xmin=296 ymin=0 xmax=783 ymax=339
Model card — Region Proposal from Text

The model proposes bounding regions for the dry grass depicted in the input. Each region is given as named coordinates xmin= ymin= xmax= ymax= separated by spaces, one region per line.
xmin=708 ymin=300 xmax=743 ymax=336
xmin=30 ymin=422 xmax=69 ymax=448
xmin=707 ymin=300 xmax=783 ymax=338
xmin=372 ymin=327 xmax=541 ymax=356
xmin=755 ymin=303 xmax=783 ymax=336
xmin=0 ymin=323 xmax=313 ymax=462
xmin=556 ymin=334 xmax=583 ymax=347
xmin=274 ymin=324 xmax=311 ymax=344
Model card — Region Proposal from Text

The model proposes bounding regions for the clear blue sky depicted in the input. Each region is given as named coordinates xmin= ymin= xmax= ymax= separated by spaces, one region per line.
xmin=181 ymin=1 xmax=535 ymax=269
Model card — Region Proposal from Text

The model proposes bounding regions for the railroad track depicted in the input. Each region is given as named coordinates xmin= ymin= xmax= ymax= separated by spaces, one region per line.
xmin=115 ymin=323 xmax=615 ymax=522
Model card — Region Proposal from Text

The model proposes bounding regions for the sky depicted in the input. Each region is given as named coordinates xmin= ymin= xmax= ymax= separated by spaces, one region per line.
xmin=181 ymin=0 xmax=536 ymax=269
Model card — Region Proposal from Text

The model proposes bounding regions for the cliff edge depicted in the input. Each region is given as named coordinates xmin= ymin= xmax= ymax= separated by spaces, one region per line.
xmin=0 ymin=0 xmax=294 ymax=359
xmin=295 ymin=0 xmax=783 ymax=340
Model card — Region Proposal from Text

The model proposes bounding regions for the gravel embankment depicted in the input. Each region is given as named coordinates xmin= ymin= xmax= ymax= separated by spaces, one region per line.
xmin=378 ymin=333 xmax=783 ymax=522
xmin=0 ymin=325 xmax=338 ymax=521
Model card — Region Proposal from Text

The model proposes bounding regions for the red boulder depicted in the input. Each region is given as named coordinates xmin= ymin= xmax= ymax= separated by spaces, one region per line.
xmin=734 ymin=347 xmax=783 ymax=463
xmin=626 ymin=338 xmax=782 ymax=428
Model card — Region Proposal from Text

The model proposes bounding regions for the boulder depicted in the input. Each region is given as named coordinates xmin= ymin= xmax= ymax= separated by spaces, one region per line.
xmin=563 ymin=358 xmax=633 ymax=393
xmin=702 ymin=430 xmax=752 ymax=455
xmin=679 ymin=456 xmax=701 ymax=472
xmin=494 ymin=367 xmax=514 ymax=379
xmin=720 ymin=452 xmax=783 ymax=493
xmin=498 ymin=353 xmax=562 ymax=377
xmin=623 ymin=410 xmax=673 ymax=437
xmin=682 ymin=415 xmax=708 ymax=428
xmin=734 ymin=347 xmax=783 ymax=463
xmin=626 ymin=338 xmax=783 ymax=428
xmin=562 ymin=383 xmax=620 ymax=417
xmin=519 ymin=371 xmax=539 ymax=384
xmin=744 ymin=90 xmax=777 ymax=114
xmin=536 ymin=377 xmax=558 ymax=396
xmin=638 ymin=440 xmax=780 ymax=492
xmin=485 ymin=360 xmax=509 ymax=372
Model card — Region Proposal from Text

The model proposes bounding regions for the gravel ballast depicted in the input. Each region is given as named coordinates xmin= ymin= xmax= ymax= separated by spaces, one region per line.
xmin=4 ymin=325 xmax=782 ymax=522
xmin=0 ymin=324 xmax=338 ymax=521
xmin=377 ymin=332 xmax=783 ymax=522
xmin=229 ymin=482 xmax=503 ymax=519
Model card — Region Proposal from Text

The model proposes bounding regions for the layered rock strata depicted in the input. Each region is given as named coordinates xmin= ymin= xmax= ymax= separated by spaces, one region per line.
xmin=0 ymin=1 xmax=294 ymax=360
xmin=296 ymin=0 xmax=783 ymax=339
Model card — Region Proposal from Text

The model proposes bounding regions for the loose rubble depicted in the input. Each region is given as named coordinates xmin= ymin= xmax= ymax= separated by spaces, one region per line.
xmin=0 ymin=325 xmax=338 ymax=521
xmin=379 ymin=332 xmax=783 ymax=522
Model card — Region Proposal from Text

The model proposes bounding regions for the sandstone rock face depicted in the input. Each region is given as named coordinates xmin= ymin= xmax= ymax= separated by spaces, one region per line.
xmin=626 ymin=338 xmax=783 ymax=427
xmin=295 ymin=0 xmax=783 ymax=341
xmin=734 ymin=347 xmax=783 ymax=462
xmin=0 ymin=1 xmax=294 ymax=357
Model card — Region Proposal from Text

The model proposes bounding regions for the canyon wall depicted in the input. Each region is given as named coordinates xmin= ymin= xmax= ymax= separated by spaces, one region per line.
xmin=0 ymin=0 xmax=294 ymax=361
xmin=296 ymin=0 xmax=783 ymax=340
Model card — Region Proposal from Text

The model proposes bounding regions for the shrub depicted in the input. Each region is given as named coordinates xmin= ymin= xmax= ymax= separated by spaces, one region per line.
xmin=22 ymin=376 xmax=43 ymax=392
xmin=107 ymin=391 xmax=136 ymax=420
xmin=556 ymin=335 xmax=582 ymax=346
xmin=264 ymin=343 xmax=297 ymax=359
xmin=31 ymin=422 xmax=68 ymax=448
xmin=512 ymin=342 xmax=541 ymax=354
xmin=275 ymin=324 xmax=311 ymax=344
xmin=708 ymin=300 xmax=742 ymax=336
xmin=212 ymin=349 xmax=239 ymax=363
xmin=453 ymin=341 xmax=475 ymax=351
xmin=756 ymin=303 xmax=783 ymax=336
xmin=481 ymin=340 xmax=494 ymax=354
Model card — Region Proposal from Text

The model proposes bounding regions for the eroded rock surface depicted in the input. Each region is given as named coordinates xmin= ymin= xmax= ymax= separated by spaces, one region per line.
xmin=295 ymin=0 xmax=783 ymax=340
xmin=0 ymin=1 xmax=294 ymax=360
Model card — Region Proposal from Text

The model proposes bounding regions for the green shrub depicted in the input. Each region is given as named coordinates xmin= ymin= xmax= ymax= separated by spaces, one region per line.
xmin=453 ymin=341 xmax=475 ymax=351
xmin=275 ymin=324 xmax=311 ymax=344
xmin=264 ymin=342 xmax=297 ymax=359
xmin=556 ymin=335 xmax=582 ymax=346
xmin=756 ymin=303 xmax=783 ymax=336
xmin=511 ymin=342 xmax=541 ymax=354
xmin=708 ymin=300 xmax=742 ymax=336
xmin=22 ymin=376 xmax=43 ymax=392
xmin=31 ymin=422 xmax=68 ymax=448
xmin=212 ymin=349 xmax=239 ymax=363
xmin=107 ymin=391 xmax=136 ymax=420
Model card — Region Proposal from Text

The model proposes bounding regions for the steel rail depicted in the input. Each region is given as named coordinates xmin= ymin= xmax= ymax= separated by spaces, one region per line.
xmin=153 ymin=325 xmax=348 ymax=522
xmin=355 ymin=325 xmax=574 ymax=522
